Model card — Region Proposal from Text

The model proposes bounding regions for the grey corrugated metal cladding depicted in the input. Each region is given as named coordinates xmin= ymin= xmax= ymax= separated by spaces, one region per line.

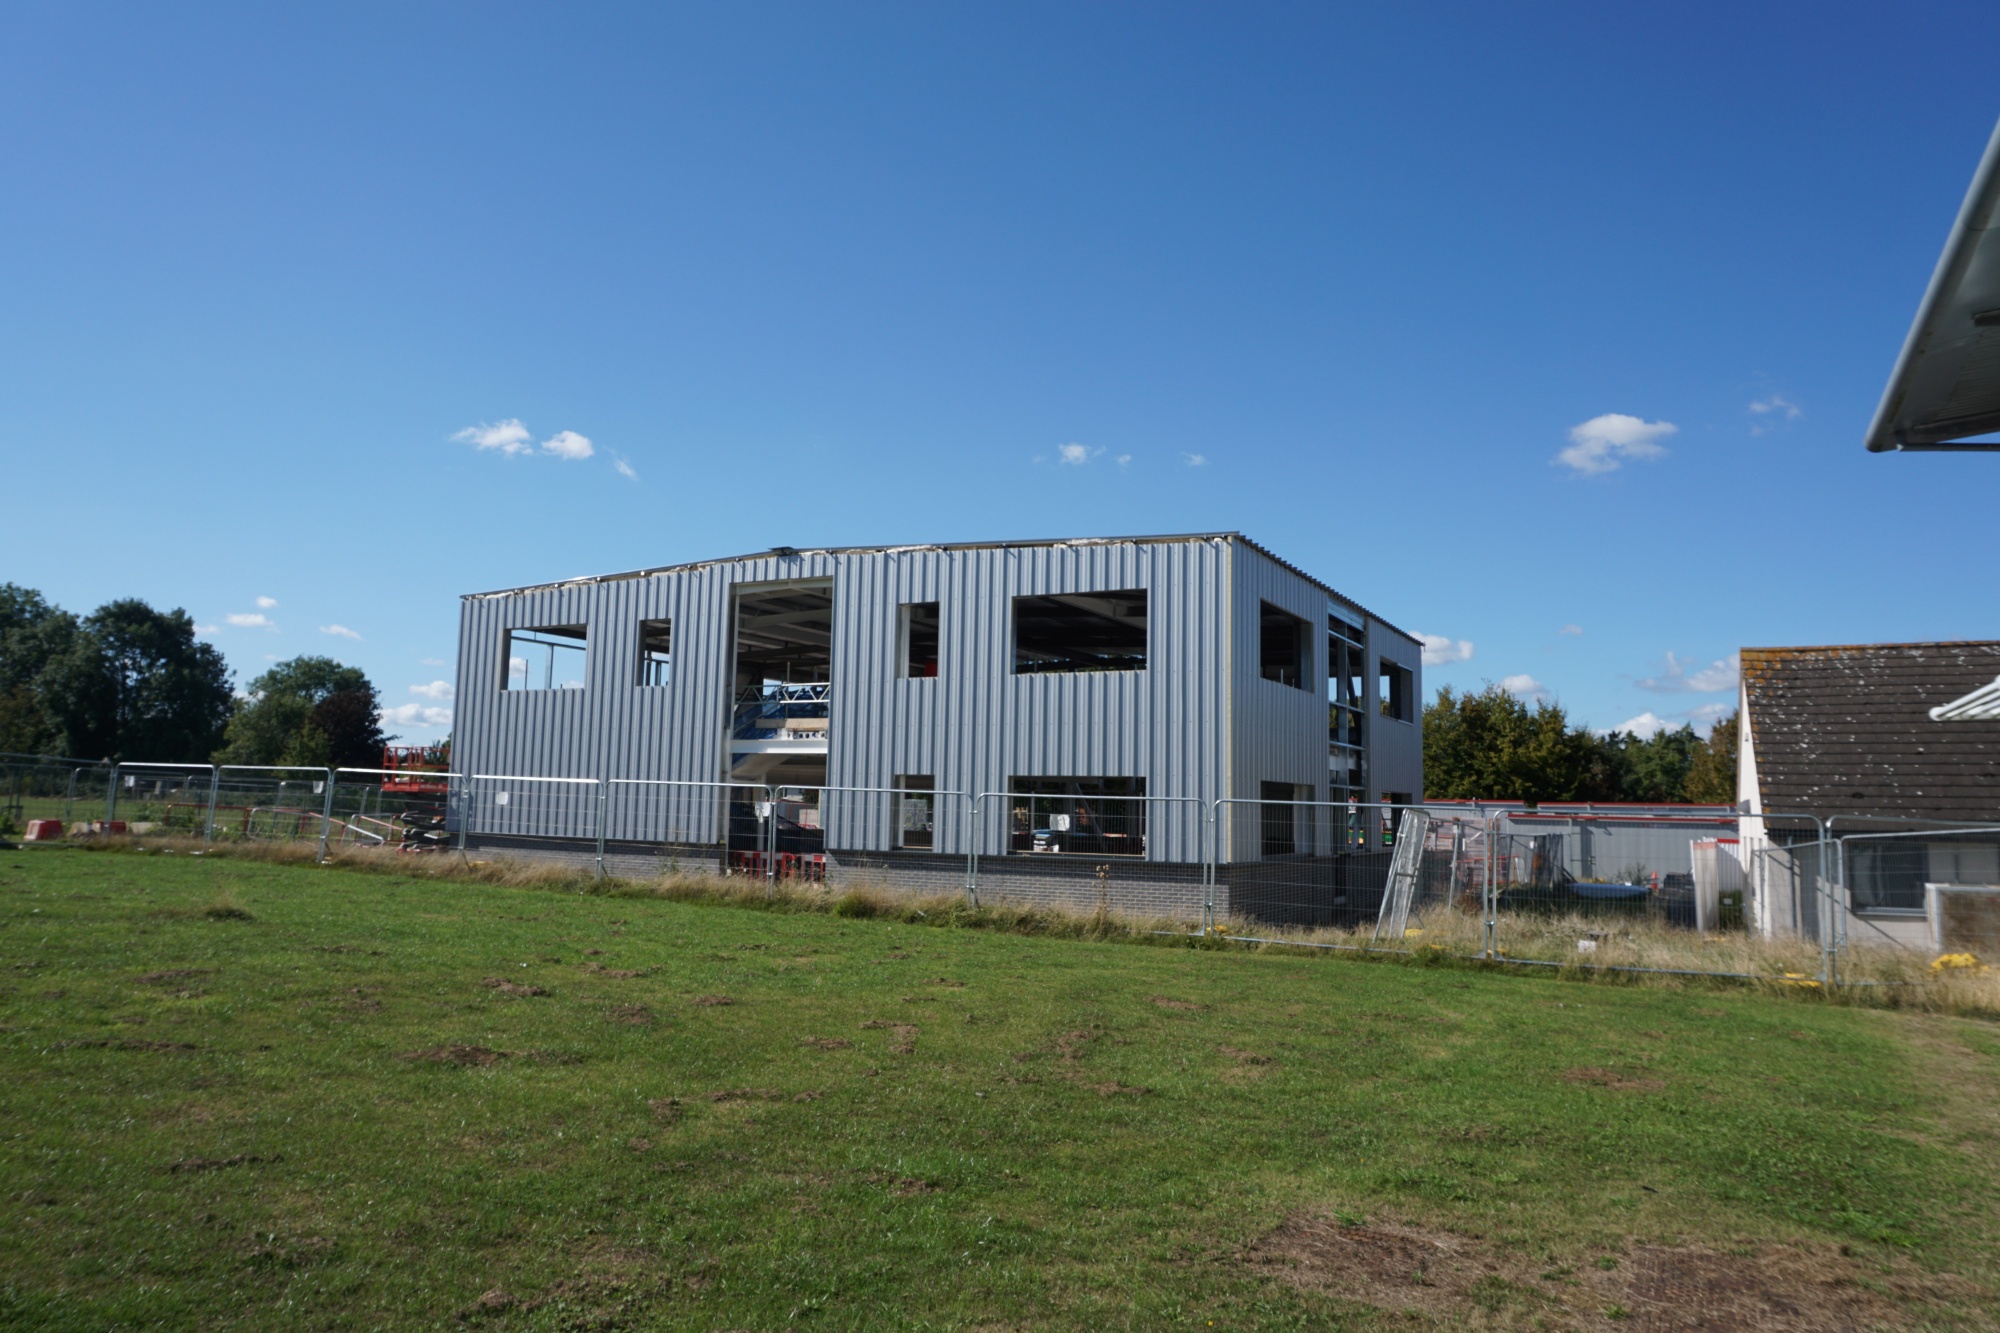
xmin=454 ymin=533 xmax=1421 ymax=862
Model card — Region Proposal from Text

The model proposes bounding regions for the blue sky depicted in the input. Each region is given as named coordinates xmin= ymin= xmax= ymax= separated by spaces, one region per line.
xmin=3 ymin=2 xmax=1996 ymax=744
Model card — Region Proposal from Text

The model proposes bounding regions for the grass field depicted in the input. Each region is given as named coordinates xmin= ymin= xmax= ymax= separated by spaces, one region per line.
xmin=3 ymin=847 xmax=1998 ymax=1331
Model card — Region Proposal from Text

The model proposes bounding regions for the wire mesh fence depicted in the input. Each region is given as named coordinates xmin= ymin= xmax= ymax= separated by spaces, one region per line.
xmin=1215 ymin=800 xmax=1484 ymax=935
xmin=11 ymin=746 xmax=1998 ymax=986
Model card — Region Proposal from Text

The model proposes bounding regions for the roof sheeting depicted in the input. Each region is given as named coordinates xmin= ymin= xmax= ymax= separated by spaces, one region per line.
xmin=1866 ymin=116 xmax=2000 ymax=451
xmin=1742 ymin=641 xmax=2000 ymax=822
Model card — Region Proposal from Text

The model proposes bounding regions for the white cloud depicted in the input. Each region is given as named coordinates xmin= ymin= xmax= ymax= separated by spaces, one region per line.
xmin=613 ymin=456 xmax=638 ymax=480
xmin=1559 ymin=624 xmax=1583 ymax=636
xmin=1608 ymin=711 xmax=1669 ymax=739
xmin=1748 ymin=394 xmax=1801 ymax=434
xmin=1183 ymin=452 xmax=1207 ymax=467
xmin=379 ymin=702 xmax=453 ymax=729
xmin=420 ymin=657 xmax=446 ymax=667
xmin=1687 ymin=701 xmax=1734 ymax=728
xmin=1555 ymin=413 xmax=1676 ymax=476
xmin=1500 ymin=674 xmax=1548 ymax=701
xmin=225 ymin=612 xmax=275 ymax=629
xmin=1115 ymin=454 xmax=1132 ymax=467
xmin=453 ymin=418 xmax=533 ymax=455
xmin=194 ymin=623 xmax=218 ymax=635
xmin=255 ymin=595 xmax=278 ymax=610
xmin=409 ymin=680 xmax=454 ymax=701
xmin=1057 ymin=442 xmax=1102 ymax=466
xmin=319 ymin=624 xmax=362 ymax=640
xmin=1637 ymin=651 xmax=1739 ymax=694
xmin=1415 ymin=632 xmax=1474 ymax=666
xmin=540 ymin=429 xmax=594 ymax=460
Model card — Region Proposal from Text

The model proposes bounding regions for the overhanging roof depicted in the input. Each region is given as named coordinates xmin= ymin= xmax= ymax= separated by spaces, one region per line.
xmin=1866 ymin=115 xmax=2000 ymax=451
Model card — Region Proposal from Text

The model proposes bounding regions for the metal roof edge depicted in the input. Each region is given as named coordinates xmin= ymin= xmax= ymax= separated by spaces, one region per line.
xmin=461 ymin=533 xmax=1414 ymax=641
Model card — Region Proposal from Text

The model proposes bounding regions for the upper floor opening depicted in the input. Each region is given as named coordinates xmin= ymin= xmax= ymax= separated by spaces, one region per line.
xmin=732 ymin=582 xmax=834 ymax=744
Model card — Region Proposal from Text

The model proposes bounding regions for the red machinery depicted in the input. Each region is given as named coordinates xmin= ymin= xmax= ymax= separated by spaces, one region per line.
xmin=382 ymin=744 xmax=451 ymax=852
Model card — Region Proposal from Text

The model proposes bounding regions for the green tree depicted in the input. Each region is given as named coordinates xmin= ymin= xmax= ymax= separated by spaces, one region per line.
xmin=217 ymin=656 xmax=384 ymax=769
xmin=1683 ymin=710 xmax=1739 ymax=805
xmin=1598 ymin=724 xmax=1701 ymax=802
xmin=0 ymin=585 xmax=78 ymax=754
xmin=38 ymin=600 xmax=233 ymax=761
xmin=1423 ymin=683 xmax=1608 ymax=802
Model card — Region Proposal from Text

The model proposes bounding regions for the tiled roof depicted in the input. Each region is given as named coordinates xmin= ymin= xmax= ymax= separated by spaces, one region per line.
xmin=1742 ymin=641 xmax=2000 ymax=824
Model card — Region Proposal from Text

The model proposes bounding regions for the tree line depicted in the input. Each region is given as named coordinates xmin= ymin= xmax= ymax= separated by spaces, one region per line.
xmin=1422 ymin=683 xmax=1736 ymax=805
xmin=1 ymin=584 xmax=390 ymax=768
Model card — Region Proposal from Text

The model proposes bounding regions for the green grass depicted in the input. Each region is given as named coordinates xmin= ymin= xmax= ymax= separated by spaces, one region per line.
xmin=2 ymin=847 xmax=1997 ymax=1330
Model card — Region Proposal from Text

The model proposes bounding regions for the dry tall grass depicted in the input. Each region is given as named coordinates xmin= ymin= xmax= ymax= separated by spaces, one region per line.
xmin=59 ymin=835 xmax=2000 ymax=1017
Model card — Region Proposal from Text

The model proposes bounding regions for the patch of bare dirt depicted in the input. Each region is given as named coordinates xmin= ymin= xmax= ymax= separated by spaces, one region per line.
xmin=168 ymin=1152 xmax=280 ymax=1173
xmin=1149 ymin=995 xmax=1208 ymax=1011
xmin=708 ymin=1088 xmax=783 ymax=1103
xmin=399 ymin=1044 xmax=506 ymax=1066
xmin=480 ymin=977 xmax=548 ymax=997
xmin=861 ymin=1019 xmax=920 ymax=1052
xmin=470 ymin=1287 xmax=516 ymax=1312
xmin=51 ymin=1038 xmax=195 ymax=1052
xmin=800 ymin=1037 xmax=852 ymax=1050
xmin=1615 ymin=1243 xmax=1923 ymax=1331
xmin=1084 ymin=1081 xmax=1150 ymax=1096
xmin=1219 ymin=1044 xmax=1274 ymax=1065
xmin=581 ymin=962 xmax=650 ymax=978
xmin=691 ymin=994 xmax=735 ymax=1007
xmin=1564 ymin=1066 xmax=1666 ymax=1093
xmin=1249 ymin=1212 xmax=1979 ymax=1329
xmin=607 ymin=1004 xmax=654 ymax=1025
xmin=1054 ymin=1029 xmax=1097 ymax=1060
xmin=925 ymin=977 xmax=967 ymax=988
xmin=647 ymin=1097 xmax=683 ymax=1122
xmin=137 ymin=968 xmax=213 ymax=984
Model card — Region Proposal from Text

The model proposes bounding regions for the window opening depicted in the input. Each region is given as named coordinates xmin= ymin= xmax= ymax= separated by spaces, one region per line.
xmin=1848 ymin=841 xmax=1928 ymax=913
xmin=1329 ymin=614 xmax=1366 ymax=799
xmin=1007 ymin=776 xmax=1146 ymax=856
xmin=503 ymin=625 xmax=588 ymax=691
xmin=1379 ymin=660 xmax=1413 ymax=721
xmin=901 ymin=602 xmax=940 ymax=678
xmin=1013 ymin=591 xmax=1147 ymax=674
xmin=896 ymin=775 xmax=935 ymax=848
xmin=1380 ymin=794 xmax=1413 ymax=845
xmin=732 ymin=584 xmax=834 ymax=741
xmin=1261 ymin=781 xmax=1306 ymax=857
xmin=638 ymin=618 xmax=672 ymax=687
xmin=1261 ymin=603 xmax=1311 ymax=689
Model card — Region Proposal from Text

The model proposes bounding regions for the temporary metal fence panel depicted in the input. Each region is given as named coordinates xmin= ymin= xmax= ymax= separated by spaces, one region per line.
xmin=0 ymin=754 xmax=114 ymax=834
xmin=106 ymin=762 xmax=220 ymax=842
xmin=208 ymin=766 xmax=336 ymax=844
xmin=325 ymin=768 xmax=466 ymax=858
xmin=1214 ymin=800 xmax=1463 ymax=933
xmin=1836 ymin=824 xmax=2000 ymax=953
xmin=966 ymin=791 xmax=1208 ymax=918
xmin=466 ymin=774 xmax=602 ymax=851
xmin=1483 ymin=809 xmax=1737 ymax=929
xmin=1371 ymin=808 xmax=1432 ymax=943
xmin=604 ymin=778 xmax=776 ymax=879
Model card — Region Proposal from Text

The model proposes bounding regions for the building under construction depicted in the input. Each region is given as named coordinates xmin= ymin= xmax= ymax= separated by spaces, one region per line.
xmin=452 ymin=533 xmax=1423 ymax=916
